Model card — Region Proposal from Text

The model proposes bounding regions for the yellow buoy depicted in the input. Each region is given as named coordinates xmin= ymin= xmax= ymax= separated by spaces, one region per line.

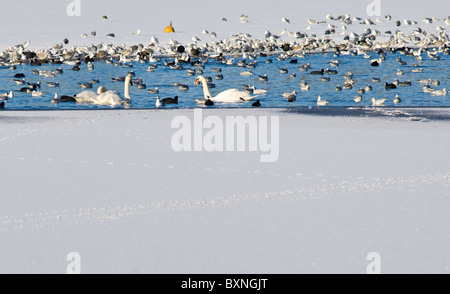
xmin=164 ymin=22 xmax=175 ymax=33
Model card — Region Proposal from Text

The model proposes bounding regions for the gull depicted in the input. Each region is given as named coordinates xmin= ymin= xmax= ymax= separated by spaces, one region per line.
xmin=393 ymin=95 xmax=402 ymax=104
xmin=431 ymin=88 xmax=447 ymax=96
xmin=240 ymin=70 xmax=253 ymax=76
xmin=282 ymin=17 xmax=290 ymax=24
xmin=372 ymin=98 xmax=387 ymax=106
xmin=132 ymin=29 xmax=141 ymax=35
xmin=249 ymin=86 xmax=268 ymax=95
xmin=354 ymin=95 xmax=363 ymax=106
xmin=148 ymin=87 xmax=159 ymax=94
xmin=282 ymin=91 xmax=296 ymax=98
xmin=32 ymin=91 xmax=45 ymax=97
xmin=317 ymin=96 xmax=329 ymax=106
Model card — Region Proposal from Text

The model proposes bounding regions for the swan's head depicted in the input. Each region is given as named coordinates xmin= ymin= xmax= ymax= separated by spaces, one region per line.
xmin=194 ymin=76 xmax=205 ymax=85
xmin=97 ymin=86 xmax=107 ymax=95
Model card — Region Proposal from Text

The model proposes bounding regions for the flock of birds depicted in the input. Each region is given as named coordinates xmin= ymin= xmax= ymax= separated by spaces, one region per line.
xmin=0 ymin=13 xmax=449 ymax=109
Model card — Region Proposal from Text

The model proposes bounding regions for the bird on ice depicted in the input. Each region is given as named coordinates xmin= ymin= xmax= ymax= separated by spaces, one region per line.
xmin=282 ymin=17 xmax=290 ymax=24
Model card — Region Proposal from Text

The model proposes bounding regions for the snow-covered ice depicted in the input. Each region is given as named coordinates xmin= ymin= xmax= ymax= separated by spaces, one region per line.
xmin=1 ymin=108 xmax=450 ymax=274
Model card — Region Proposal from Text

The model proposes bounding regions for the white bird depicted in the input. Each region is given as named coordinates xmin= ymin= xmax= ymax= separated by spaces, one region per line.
xmin=51 ymin=93 xmax=59 ymax=104
xmin=0 ymin=91 xmax=13 ymax=100
xmin=249 ymin=86 xmax=268 ymax=95
xmin=75 ymin=86 xmax=108 ymax=103
xmin=132 ymin=29 xmax=141 ymax=35
xmin=32 ymin=91 xmax=45 ymax=97
xmin=431 ymin=88 xmax=447 ymax=96
xmin=194 ymin=76 xmax=257 ymax=102
xmin=240 ymin=70 xmax=253 ymax=76
xmin=94 ymin=74 xmax=132 ymax=106
xmin=317 ymin=95 xmax=329 ymax=106
xmin=156 ymin=97 xmax=164 ymax=107
xmin=150 ymin=36 xmax=159 ymax=45
xmin=372 ymin=98 xmax=387 ymax=106
xmin=354 ymin=95 xmax=363 ymax=105
xmin=281 ymin=91 xmax=296 ymax=98
xmin=393 ymin=95 xmax=402 ymax=104
xmin=282 ymin=17 xmax=290 ymax=24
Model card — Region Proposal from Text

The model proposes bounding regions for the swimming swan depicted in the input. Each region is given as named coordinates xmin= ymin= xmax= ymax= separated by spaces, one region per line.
xmin=194 ymin=76 xmax=257 ymax=103
xmin=75 ymin=86 xmax=108 ymax=103
xmin=93 ymin=74 xmax=132 ymax=106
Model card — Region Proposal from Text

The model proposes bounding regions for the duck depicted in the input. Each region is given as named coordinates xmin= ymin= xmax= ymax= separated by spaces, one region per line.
xmin=161 ymin=96 xmax=179 ymax=104
xmin=317 ymin=96 xmax=329 ymax=106
xmin=393 ymin=95 xmax=402 ymax=104
xmin=252 ymin=100 xmax=261 ymax=107
xmin=385 ymin=82 xmax=397 ymax=90
xmin=311 ymin=69 xmax=325 ymax=75
xmin=372 ymin=98 xmax=387 ymax=106
xmin=205 ymin=99 xmax=215 ymax=106
xmin=287 ymin=94 xmax=296 ymax=103
xmin=194 ymin=76 xmax=257 ymax=103
xmin=0 ymin=101 xmax=4 ymax=109
xmin=258 ymin=74 xmax=269 ymax=82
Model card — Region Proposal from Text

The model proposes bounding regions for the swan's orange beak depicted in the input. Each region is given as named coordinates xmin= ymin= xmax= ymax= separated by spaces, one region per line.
xmin=194 ymin=79 xmax=200 ymax=85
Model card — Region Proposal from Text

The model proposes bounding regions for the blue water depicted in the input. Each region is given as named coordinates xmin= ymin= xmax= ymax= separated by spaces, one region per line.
xmin=0 ymin=51 xmax=448 ymax=110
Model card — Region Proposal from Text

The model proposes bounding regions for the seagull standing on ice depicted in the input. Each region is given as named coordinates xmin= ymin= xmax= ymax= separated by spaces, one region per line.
xmin=282 ymin=17 xmax=290 ymax=24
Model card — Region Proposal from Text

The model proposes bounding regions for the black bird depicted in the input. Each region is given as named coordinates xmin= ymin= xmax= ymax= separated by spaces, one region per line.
xmin=63 ymin=38 xmax=69 ymax=45
xmin=205 ymin=99 xmax=214 ymax=106
xmin=371 ymin=61 xmax=380 ymax=66
xmin=59 ymin=96 xmax=76 ymax=103
xmin=72 ymin=65 xmax=80 ymax=71
xmin=311 ymin=69 xmax=325 ymax=75
xmin=385 ymin=82 xmax=397 ymax=90
xmin=14 ymin=73 xmax=25 ymax=78
xmin=252 ymin=100 xmax=261 ymax=107
xmin=162 ymin=96 xmax=179 ymax=104
xmin=0 ymin=102 xmax=5 ymax=109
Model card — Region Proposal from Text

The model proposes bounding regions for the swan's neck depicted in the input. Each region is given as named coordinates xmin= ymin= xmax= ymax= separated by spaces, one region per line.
xmin=200 ymin=78 xmax=213 ymax=100
xmin=124 ymin=76 xmax=131 ymax=99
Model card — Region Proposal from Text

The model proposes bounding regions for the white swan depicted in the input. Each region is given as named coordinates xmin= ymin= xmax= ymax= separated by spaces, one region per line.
xmin=93 ymin=74 xmax=132 ymax=106
xmin=75 ymin=86 xmax=108 ymax=103
xmin=194 ymin=76 xmax=257 ymax=102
